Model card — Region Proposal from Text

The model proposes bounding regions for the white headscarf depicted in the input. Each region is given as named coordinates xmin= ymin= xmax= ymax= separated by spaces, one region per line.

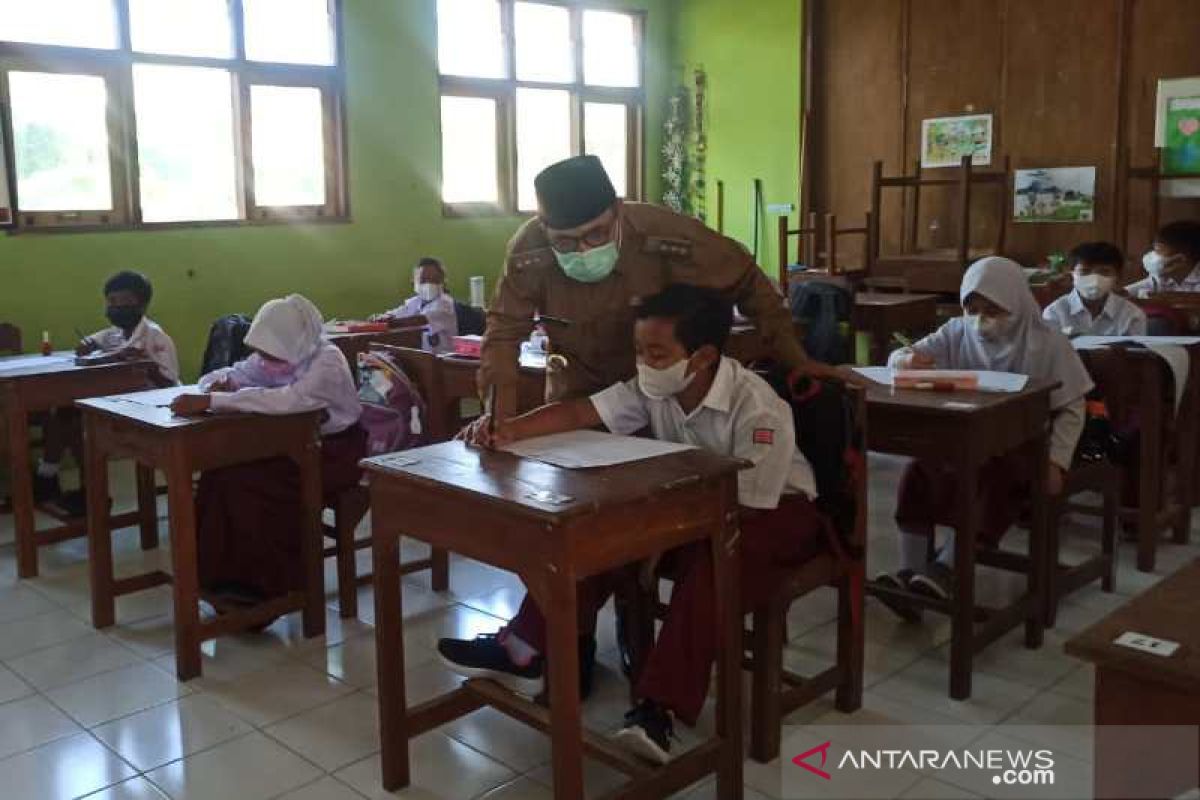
xmin=951 ymin=257 xmax=1093 ymax=408
xmin=244 ymin=293 xmax=326 ymax=365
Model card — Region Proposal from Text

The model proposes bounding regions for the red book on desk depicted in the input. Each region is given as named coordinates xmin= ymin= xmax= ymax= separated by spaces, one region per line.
xmin=893 ymin=370 xmax=979 ymax=391
xmin=453 ymin=335 xmax=483 ymax=358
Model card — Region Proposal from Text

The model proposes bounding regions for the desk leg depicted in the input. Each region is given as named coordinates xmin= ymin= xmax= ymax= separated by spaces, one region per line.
xmin=950 ymin=460 xmax=978 ymax=701
xmin=714 ymin=497 xmax=744 ymax=799
xmin=372 ymin=517 xmax=409 ymax=790
xmin=1137 ymin=378 xmax=1164 ymax=573
xmin=7 ymin=398 xmax=37 ymax=578
xmin=85 ymin=416 xmax=115 ymax=629
xmin=166 ymin=450 xmax=202 ymax=680
xmin=136 ymin=465 xmax=158 ymax=551
xmin=545 ymin=567 xmax=584 ymax=800
xmin=1026 ymin=440 xmax=1048 ymax=648
xmin=298 ymin=439 xmax=325 ymax=639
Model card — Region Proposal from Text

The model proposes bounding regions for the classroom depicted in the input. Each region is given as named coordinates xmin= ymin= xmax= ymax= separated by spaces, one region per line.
xmin=0 ymin=1 xmax=1198 ymax=799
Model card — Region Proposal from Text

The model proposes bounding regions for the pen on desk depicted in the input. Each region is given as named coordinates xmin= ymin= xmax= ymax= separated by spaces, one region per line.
xmin=535 ymin=314 xmax=573 ymax=327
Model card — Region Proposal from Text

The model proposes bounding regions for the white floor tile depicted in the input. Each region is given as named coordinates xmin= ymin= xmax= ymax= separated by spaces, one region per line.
xmin=275 ymin=776 xmax=367 ymax=800
xmin=871 ymin=657 xmax=1041 ymax=725
xmin=146 ymin=731 xmax=322 ymax=800
xmin=0 ymin=609 xmax=93 ymax=660
xmin=334 ymin=732 xmax=514 ymax=800
xmin=193 ymin=662 xmax=353 ymax=727
xmin=898 ymin=776 xmax=983 ymax=799
xmin=0 ymin=694 xmax=81 ymax=759
xmin=82 ymin=775 xmax=172 ymax=800
xmin=47 ymin=662 xmax=191 ymax=728
xmin=265 ymin=692 xmax=380 ymax=772
xmin=69 ymin=586 xmax=175 ymax=628
xmin=0 ymin=732 xmax=135 ymax=800
xmin=476 ymin=777 xmax=555 ymax=799
xmin=0 ymin=663 xmax=33 ymax=705
xmin=441 ymin=706 xmax=552 ymax=773
xmin=91 ymin=694 xmax=254 ymax=772
xmin=5 ymin=632 xmax=142 ymax=691
xmin=0 ymin=584 xmax=59 ymax=624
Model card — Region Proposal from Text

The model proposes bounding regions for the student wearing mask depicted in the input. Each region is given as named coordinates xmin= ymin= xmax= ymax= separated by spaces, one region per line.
xmin=440 ymin=285 xmax=821 ymax=765
xmin=170 ymin=294 xmax=364 ymax=610
xmin=35 ymin=270 xmax=179 ymax=516
xmin=371 ymin=257 xmax=458 ymax=353
xmin=1042 ymin=242 xmax=1147 ymax=336
xmin=1126 ymin=220 xmax=1200 ymax=296
xmin=876 ymin=257 xmax=1092 ymax=608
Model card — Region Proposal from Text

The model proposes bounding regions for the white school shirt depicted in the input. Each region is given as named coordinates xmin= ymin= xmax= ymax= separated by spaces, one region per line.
xmin=1125 ymin=261 xmax=1200 ymax=296
xmin=87 ymin=317 xmax=180 ymax=385
xmin=1042 ymin=290 xmax=1148 ymax=337
xmin=200 ymin=343 xmax=362 ymax=436
xmin=384 ymin=293 xmax=458 ymax=354
xmin=589 ymin=356 xmax=817 ymax=509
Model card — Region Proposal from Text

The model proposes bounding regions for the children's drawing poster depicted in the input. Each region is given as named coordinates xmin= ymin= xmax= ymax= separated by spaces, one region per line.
xmin=920 ymin=114 xmax=993 ymax=169
xmin=1013 ymin=167 xmax=1096 ymax=224
xmin=1155 ymin=76 xmax=1200 ymax=197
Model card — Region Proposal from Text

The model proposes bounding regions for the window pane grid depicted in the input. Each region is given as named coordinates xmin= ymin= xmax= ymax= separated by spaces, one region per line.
xmin=0 ymin=0 xmax=345 ymax=229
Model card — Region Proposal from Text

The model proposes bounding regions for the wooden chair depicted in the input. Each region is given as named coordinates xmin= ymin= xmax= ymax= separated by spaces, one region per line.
xmin=822 ymin=212 xmax=873 ymax=276
xmin=324 ymin=345 xmax=451 ymax=618
xmin=869 ymin=155 xmax=1010 ymax=293
xmin=776 ymin=212 xmax=820 ymax=292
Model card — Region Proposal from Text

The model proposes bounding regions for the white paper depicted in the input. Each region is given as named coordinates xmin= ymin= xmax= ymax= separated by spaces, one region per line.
xmin=853 ymin=367 xmax=1029 ymax=392
xmin=0 ymin=354 xmax=73 ymax=373
xmin=502 ymin=430 xmax=695 ymax=469
xmin=1071 ymin=336 xmax=1194 ymax=410
xmin=107 ymin=386 xmax=193 ymax=407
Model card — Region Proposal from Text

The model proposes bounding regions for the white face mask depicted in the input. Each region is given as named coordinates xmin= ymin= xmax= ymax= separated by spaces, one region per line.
xmin=1143 ymin=251 xmax=1172 ymax=278
xmin=637 ymin=358 xmax=695 ymax=400
xmin=964 ymin=312 xmax=1007 ymax=342
xmin=1074 ymin=273 xmax=1113 ymax=302
xmin=415 ymin=283 xmax=443 ymax=303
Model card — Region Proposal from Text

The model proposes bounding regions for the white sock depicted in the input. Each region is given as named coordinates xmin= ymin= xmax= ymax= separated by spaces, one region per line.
xmin=499 ymin=631 xmax=538 ymax=667
xmin=936 ymin=536 xmax=956 ymax=568
xmin=36 ymin=460 xmax=60 ymax=478
xmin=899 ymin=533 xmax=928 ymax=573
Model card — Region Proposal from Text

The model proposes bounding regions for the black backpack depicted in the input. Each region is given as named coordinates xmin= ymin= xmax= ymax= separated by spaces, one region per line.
xmin=454 ymin=301 xmax=487 ymax=336
xmin=765 ymin=369 xmax=865 ymax=554
xmin=788 ymin=280 xmax=853 ymax=365
xmin=200 ymin=314 xmax=252 ymax=376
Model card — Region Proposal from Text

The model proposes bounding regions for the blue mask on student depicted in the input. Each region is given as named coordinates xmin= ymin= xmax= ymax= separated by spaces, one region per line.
xmin=554 ymin=241 xmax=619 ymax=283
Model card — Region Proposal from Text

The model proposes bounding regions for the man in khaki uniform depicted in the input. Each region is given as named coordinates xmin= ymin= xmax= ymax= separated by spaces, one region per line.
xmin=479 ymin=155 xmax=837 ymax=415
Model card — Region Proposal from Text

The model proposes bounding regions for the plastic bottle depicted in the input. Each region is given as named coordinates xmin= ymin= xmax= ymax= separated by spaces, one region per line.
xmin=40 ymin=331 xmax=52 ymax=356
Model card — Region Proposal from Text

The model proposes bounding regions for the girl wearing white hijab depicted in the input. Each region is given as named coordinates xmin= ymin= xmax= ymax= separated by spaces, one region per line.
xmin=877 ymin=257 xmax=1093 ymax=606
xmin=172 ymin=294 xmax=364 ymax=610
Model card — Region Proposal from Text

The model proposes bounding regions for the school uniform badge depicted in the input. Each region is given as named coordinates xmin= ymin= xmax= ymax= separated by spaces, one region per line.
xmin=753 ymin=428 xmax=774 ymax=445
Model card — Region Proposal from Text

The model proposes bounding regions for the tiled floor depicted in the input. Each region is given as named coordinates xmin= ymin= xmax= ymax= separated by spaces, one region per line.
xmin=0 ymin=454 xmax=1196 ymax=799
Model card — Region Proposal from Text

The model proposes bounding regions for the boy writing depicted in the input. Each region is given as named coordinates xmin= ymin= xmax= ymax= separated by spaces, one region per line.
xmin=440 ymin=284 xmax=822 ymax=764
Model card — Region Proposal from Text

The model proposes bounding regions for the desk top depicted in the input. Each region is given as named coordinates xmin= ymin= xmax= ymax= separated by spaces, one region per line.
xmin=363 ymin=440 xmax=743 ymax=523
xmin=866 ymin=378 xmax=1058 ymax=417
xmin=77 ymin=386 xmax=320 ymax=432
xmin=854 ymin=292 xmax=940 ymax=307
xmin=1065 ymin=558 xmax=1199 ymax=691
xmin=0 ymin=352 xmax=148 ymax=381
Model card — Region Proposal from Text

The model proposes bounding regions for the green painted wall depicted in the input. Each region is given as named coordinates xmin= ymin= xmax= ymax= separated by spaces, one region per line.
xmin=0 ymin=0 xmax=674 ymax=379
xmin=673 ymin=0 xmax=801 ymax=279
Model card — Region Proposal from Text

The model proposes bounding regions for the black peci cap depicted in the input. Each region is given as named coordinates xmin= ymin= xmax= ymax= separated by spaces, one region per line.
xmin=534 ymin=155 xmax=618 ymax=230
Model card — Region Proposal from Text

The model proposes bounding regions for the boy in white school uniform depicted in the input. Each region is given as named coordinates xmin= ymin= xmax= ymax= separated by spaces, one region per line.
xmin=371 ymin=256 xmax=459 ymax=353
xmin=439 ymin=284 xmax=823 ymax=765
xmin=1126 ymin=220 xmax=1200 ymax=297
xmin=1043 ymin=242 xmax=1147 ymax=337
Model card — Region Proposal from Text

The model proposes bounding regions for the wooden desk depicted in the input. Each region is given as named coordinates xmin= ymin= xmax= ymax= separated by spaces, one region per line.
xmin=328 ymin=326 xmax=425 ymax=372
xmin=865 ymin=379 xmax=1057 ymax=699
xmin=0 ymin=353 xmax=155 ymax=578
xmin=1076 ymin=346 xmax=1195 ymax=572
xmin=78 ymin=387 xmax=325 ymax=680
xmin=365 ymin=442 xmax=745 ymax=799
xmin=1065 ymin=558 xmax=1200 ymax=800
xmin=852 ymin=292 xmax=939 ymax=365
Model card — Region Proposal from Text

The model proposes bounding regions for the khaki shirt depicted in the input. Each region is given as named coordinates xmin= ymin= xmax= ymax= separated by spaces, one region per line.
xmin=479 ymin=202 xmax=806 ymax=409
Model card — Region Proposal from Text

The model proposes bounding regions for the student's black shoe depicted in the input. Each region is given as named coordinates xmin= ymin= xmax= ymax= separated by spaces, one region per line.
xmin=613 ymin=699 xmax=674 ymax=765
xmin=909 ymin=563 xmax=954 ymax=602
xmin=33 ymin=474 xmax=61 ymax=504
xmin=437 ymin=633 xmax=545 ymax=697
xmin=872 ymin=569 xmax=921 ymax=623
xmin=53 ymin=489 xmax=88 ymax=519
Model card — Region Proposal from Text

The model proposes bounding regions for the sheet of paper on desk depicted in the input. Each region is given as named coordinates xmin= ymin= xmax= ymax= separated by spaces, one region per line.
xmin=502 ymin=430 xmax=695 ymax=469
xmin=110 ymin=386 xmax=193 ymax=407
xmin=852 ymin=367 xmax=1029 ymax=392
xmin=0 ymin=354 xmax=73 ymax=373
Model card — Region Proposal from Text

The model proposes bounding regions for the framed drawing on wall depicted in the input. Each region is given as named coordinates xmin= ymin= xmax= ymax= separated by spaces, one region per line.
xmin=920 ymin=114 xmax=993 ymax=169
xmin=1155 ymin=76 xmax=1200 ymax=197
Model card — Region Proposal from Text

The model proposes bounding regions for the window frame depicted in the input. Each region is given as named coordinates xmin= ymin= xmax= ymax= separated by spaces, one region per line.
xmin=0 ymin=0 xmax=348 ymax=233
xmin=437 ymin=0 xmax=646 ymax=217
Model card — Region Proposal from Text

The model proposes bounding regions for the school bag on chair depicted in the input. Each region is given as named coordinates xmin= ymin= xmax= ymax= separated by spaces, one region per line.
xmin=788 ymin=280 xmax=853 ymax=365
xmin=357 ymin=349 xmax=429 ymax=456
xmin=200 ymin=314 xmax=253 ymax=375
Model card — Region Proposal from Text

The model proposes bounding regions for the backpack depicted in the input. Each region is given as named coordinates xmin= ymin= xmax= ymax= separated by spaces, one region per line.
xmin=765 ymin=369 xmax=864 ymax=554
xmin=357 ymin=350 xmax=429 ymax=456
xmin=788 ymin=280 xmax=853 ymax=364
xmin=454 ymin=301 xmax=487 ymax=336
xmin=200 ymin=314 xmax=252 ymax=376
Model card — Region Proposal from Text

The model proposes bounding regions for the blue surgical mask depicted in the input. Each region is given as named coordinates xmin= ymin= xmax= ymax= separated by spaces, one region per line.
xmin=554 ymin=241 xmax=620 ymax=283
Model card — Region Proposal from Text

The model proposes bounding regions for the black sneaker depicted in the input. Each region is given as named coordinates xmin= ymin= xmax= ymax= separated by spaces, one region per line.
xmin=909 ymin=563 xmax=954 ymax=601
xmin=33 ymin=474 xmax=61 ymax=504
xmin=613 ymin=699 xmax=674 ymax=765
xmin=437 ymin=633 xmax=545 ymax=696
xmin=872 ymin=569 xmax=922 ymax=623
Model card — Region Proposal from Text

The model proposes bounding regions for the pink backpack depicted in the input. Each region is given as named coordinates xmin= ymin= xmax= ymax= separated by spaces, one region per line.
xmin=356 ymin=351 xmax=428 ymax=456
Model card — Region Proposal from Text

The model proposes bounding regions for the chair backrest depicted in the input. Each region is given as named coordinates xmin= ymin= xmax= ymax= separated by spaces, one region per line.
xmin=200 ymin=314 xmax=252 ymax=376
xmin=777 ymin=212 xmax=820 ymax=292
xmin=0 ymin=323 xmax=21 ymax=355
xmin=823 ymin=211 xmax=873 ymax=275
xmin=369 ymin=345 xmax=451 ymax=442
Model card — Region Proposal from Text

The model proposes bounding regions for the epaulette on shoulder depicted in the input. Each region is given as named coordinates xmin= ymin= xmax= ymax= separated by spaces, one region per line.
xmin=643 ymin=236 xmax=693 ymax=258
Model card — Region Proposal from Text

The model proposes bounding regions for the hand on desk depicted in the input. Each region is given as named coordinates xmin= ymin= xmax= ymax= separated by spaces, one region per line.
xmin=896 ymin=351 xmax=936 ymax=370
xmin=456 ymin=414 xmax=517 ymax=450
xmin=206 ymin=376 xmax=235 ymax=393
xmin=170 ymin=393 xmax=212 ymax=416
xmin=76 ymin=338 xmax=98 ymax=356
